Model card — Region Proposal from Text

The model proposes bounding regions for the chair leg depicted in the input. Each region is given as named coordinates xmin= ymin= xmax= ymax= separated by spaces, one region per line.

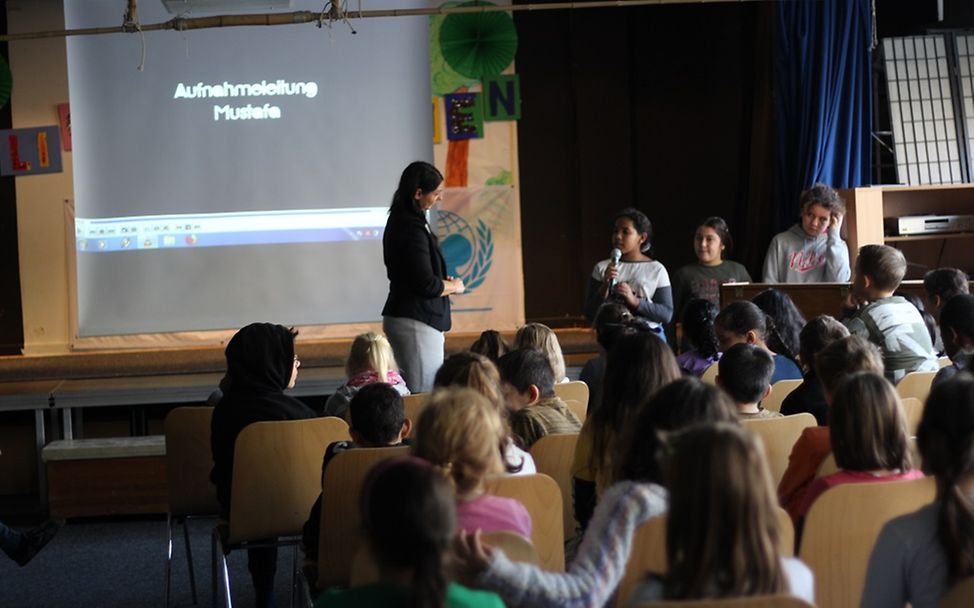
xmin=165 ymin=514 xmax=173 ymax=608
xmin=182 ymin=518 xmax=198 ymax=605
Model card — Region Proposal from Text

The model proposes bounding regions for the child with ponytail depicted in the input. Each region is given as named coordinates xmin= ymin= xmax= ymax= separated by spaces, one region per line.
xmin=713 ymin=300 xmax=802 ymax=384
xmin=313 ymin=457 xmax=504 ymax=608
xmin=324 ymin=332 xmax=410 ymax=419
xmin=862 ymin=372 xmax=974 ymax=607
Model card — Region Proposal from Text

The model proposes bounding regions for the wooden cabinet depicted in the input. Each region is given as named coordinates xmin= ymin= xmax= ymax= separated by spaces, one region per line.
xmin=841 ymin=185 xmax=974 ymax=279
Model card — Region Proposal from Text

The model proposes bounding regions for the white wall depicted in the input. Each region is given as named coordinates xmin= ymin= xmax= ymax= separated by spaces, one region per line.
xmin=8 ymin=0 xmax=73 ymax=354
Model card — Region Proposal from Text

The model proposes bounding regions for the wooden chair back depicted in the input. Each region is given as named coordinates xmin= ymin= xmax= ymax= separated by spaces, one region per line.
xmin=799 ymin=476 xmax=936 ymax=608
xmin=741 ymin=413 xmax=817 ymax=486
xmin=700 ymin=362 xmax=719 ymax=385
xmin=164 ymin=406 xmax=219 ymax=517
xmin=317 ymin=445 xmax=410 ymax=587
xmin=401 ymin=393 xmax=429 ymax=425
xmin=228 ymin=416 xmax=350 ymax=545
xmin=901 ymin=397 xmax=923 ymax=436
xmin=487 ymin=473 xmax=565 ymax=571
xmin=896 ymin=370 xmax=937 ymax=402
xmin=938 ymin=356 xmax=952 ymax=369
xmin=941 ymin=576 xmax=974 ymax=608
xmin=629 ymin=597 xmax=814 ymax=608
xmin=482 ymin=531 xmax=541 ymax=566
xmin=529 ymin=433 xmax=580 ymax=541
xmin=564 ymin=399 xmax=587 ymax=423
xmin=554 ymin=380 xmax=589 ymax=407
xmin=761 ymin=379 xmax=804 ymax=413
xmin=616 ymin=508 xmax=794 ymax=608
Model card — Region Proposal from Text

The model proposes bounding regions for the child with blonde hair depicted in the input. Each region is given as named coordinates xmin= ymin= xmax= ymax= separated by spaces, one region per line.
xmin=513 ymin=323 xmax=568 ymax=383
xmin=324 ymin=332 xmax=409 ymax=419
xmin=413 ymin=387 xmax=532 ymax=538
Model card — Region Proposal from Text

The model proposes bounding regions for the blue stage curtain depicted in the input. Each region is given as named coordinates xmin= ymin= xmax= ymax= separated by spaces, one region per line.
xmin=773 ymin=0 xmax=873 ymax=232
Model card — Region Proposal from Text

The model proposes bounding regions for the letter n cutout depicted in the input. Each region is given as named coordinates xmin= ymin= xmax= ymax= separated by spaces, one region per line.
xmin=483 ymin=75 xmax=520 ymax=121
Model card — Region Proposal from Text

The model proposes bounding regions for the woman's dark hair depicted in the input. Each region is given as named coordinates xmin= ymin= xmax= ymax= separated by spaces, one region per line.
xmin=916 ymin=372 xmax=974 ymax=583
xmin=390 ymin=161 xmax=443 ymax=215
xmin=895 ymin=290 xmax=937 ymax=347
xmin=681 ymin=298 xmax=720 ymax=359
xmin=615 ymin=207 xmax=655 ymax=257
xmin=752 ymin=288 xmax=805 ymax=364
xmin=469 ymin=330 xmax=510 ymax=363
xmin=616 ymin=377 xmax=737 ymax=485
xmin=700 ymin=216 xmax=734 ymax=255
xmin=589 ymin=325 xmax=682 ymax=485
xmin=361 ymin=457 xmax=454 ymax=608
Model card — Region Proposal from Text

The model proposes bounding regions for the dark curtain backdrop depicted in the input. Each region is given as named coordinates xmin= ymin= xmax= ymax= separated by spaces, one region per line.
xmin=773 ymin=0 xmax=874 ymax=232
xmin=0 ymin=6 xmax=23 ymax=354
xmin=514 ymin=1 xmax=776 ymax=325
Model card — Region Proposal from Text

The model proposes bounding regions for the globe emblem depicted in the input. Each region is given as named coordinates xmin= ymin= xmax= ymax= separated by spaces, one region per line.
xmin=434 ymin=210 xmax=477 ymax=278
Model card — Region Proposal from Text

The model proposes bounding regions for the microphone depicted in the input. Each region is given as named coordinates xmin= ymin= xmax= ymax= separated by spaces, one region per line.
xmin=608 ymin=248 xmax=622 ymax=294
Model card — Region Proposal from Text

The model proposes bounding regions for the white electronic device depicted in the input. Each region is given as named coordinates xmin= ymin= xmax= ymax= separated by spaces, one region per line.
xmin=162 ymin=0 xmax=292 ymax=14
xmin=887 ymin=214 xmax=974 ymax=236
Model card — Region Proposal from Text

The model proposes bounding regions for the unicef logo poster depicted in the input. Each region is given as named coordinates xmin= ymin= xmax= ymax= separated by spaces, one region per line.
xmin=431 ymin=186 xmax=524 ymax=331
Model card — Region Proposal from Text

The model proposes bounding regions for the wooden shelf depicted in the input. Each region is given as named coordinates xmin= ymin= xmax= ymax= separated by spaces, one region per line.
xmin=885 ymin=232 xmax=974 ymax=243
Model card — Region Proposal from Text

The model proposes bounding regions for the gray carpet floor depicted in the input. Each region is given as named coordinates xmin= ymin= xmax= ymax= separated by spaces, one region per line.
xmin=0 ymin=516 xmax=307 ymax=608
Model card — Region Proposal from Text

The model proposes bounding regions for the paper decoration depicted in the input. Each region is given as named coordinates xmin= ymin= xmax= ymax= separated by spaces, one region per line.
xmin=483 ymin=74 xmax=520 ymax=121
xmin=433 ymin=97 xmax=443 ymax=144
xmin=444 ymin=92 xmax=483 ymax=141
xmin=0 ymin=126 xmax=63 ymax=176
xmin=439 ymin=1 xmax=518 ymax=79
xmin=57 ymin=103 xmax=72 ymax=151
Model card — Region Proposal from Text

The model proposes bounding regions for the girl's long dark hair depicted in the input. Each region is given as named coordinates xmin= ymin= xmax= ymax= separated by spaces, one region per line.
xmin=917 ymin=373 xmax=974 ymax=583
xmin=752 ymin=288 xmax=805 ymax=364
xmin=361 ymin=457 xmax=454 ymax=608
xmin=681 ymin=298 xmax=720 ymax=359
xmin=589 ymin=326 xmax=681 ymax=485
xmin=390 ymin=161 xmax=443 ymax=216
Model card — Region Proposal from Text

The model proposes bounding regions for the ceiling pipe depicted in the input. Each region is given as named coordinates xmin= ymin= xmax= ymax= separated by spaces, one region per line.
xmin=0 ymin=0 xmax=758 ymax=43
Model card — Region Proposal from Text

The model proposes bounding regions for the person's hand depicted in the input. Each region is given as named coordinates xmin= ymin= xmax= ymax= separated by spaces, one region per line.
xmin=616 ymin=281 xmax=640 ymax=309
xmin=829 ymin=211 xmax=844 ymax=233
xmin=451 ymin=277 xmax=465 ymax=295
xmin=454 ymin=529 xmax=493 ymax=577
xmin=602 ymin=262 xmax=619 ymax=285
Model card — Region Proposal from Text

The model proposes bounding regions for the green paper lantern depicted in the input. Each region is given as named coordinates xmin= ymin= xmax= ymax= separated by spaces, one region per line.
xmin=0 ymin=54 xmax=11 ymax=110
xmin=439 ymin=1 xmax=518 ymax=80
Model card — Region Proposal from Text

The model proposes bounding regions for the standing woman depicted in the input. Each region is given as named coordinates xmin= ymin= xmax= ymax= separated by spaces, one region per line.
xmin=381 ymin=161 xmax=465 ymax=393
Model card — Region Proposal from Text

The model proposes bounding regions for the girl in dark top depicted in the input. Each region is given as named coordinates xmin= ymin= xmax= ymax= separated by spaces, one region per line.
xmin=381 ymin=161 xmax=465 ymax=393
xmin=210 ymin=322 xmax=316 ymax=608
xmin=676 ymin=298 xmax=721 ymax=376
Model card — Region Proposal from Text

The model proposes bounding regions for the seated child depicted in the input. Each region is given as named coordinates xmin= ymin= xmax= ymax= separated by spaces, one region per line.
xmin=579 ymin=302 xmax=632 ymax=413
xmin=628 ymin=423 xmax=814 ymax=603
xmin=434 ymin=351 xmax=536 ymax=475
xmin=778 ymin=335 xmax=884 ymax=521
xmin=714 ymin=301 xmax=802 ymax=384
xmin=323 ymin=332 xmax=409 ymax=419
xmin=792 ymin=372 xmax=923 ymax=543
xmin=676 ymin=298 xmax=721 ymax=376
xmin=513 ymin=323 xmax=569 ymax=384
xmin=412 ymin=387 xmax=533 ymax=538
xmin=454 ymin=377 xmax=737 ymax=608
xmin=752 ymin=288 xmax=806 ymax=364
xmin=497 ymin=349 xmax=582 ymax=449
xmin=862 ymin=373 xmax=974 ymax=607
xmin=780 ymin=315 xmax=850 ymax=425
xmin=843 ymin=244 xmax=939 ymax=383
xmin=302 ymin=383 xmax=411 ymax=561
xmin=313 ymin=457 xmax=504 ymax=608
xmin=934 ymin=294 xmax=974 ymax=387
xmin=924 ymin=267 xmax=970 ymax=354
xmin=717 ymin=343 xmax=782 ymax=419
xmin=470 ymin=330 xmax=510 ymax=363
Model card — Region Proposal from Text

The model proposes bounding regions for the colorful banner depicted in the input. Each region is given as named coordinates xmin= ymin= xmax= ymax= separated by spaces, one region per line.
xmin=434 ymin=186 xmax=523 ymax=331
